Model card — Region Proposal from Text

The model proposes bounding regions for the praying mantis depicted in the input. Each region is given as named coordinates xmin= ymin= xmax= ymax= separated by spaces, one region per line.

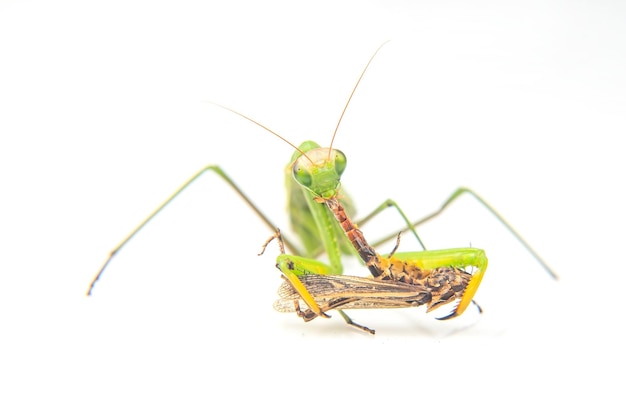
xmin=87 ymin=44 xmax=557 ymax=333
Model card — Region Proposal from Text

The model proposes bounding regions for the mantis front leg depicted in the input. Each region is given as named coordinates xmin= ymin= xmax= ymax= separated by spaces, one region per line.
xmin=261 ymin=230 xmax=374 ymax=333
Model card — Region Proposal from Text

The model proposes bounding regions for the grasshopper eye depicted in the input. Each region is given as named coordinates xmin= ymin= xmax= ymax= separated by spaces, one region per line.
xmin=292 ymin=162 xmax=312 ymax=187
xmin=332 ymin=150 xmax=347 ymax=177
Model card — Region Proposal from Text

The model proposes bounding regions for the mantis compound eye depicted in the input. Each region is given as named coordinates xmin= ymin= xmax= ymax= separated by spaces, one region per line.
xmin=292 ymin=161 xmax=313 ymax=188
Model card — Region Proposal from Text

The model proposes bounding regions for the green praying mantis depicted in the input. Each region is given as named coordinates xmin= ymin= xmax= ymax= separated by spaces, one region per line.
xmin=87 ymin=44 xmax=557 ymax=334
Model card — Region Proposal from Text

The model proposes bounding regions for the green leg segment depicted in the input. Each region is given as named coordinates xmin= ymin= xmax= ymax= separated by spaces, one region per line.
xmin=391 ymin=247 xmax=488 ymax=319
xmin=87 ymin=165 xmax=299 ymax=295
xmin=357 ymin=187 xmax=557 ymax=279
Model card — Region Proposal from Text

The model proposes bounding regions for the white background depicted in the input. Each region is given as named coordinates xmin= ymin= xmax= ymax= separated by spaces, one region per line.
xmin=1 ymin=1 xmax=624 ymax=415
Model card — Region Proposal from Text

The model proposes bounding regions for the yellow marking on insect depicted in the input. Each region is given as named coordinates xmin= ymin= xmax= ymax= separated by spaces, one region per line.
xmin=87 ymin=41 xmax=556 ymax=335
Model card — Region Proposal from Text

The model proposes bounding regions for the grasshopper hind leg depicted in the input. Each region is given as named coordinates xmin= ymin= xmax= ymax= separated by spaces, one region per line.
xmin=292 ymin=294 xmax=376 ymax=334
xmin=337 ymin=310 xmax=375 ymax=334
xmin=288 ymin=292 xmax=375 ymax=334
xmin=324 ymin=297 xmax=376 ymax=334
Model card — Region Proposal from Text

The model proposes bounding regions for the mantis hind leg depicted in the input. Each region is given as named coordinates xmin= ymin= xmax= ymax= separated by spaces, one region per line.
xmin=358 ymin=187 xmax=557 ymax=279
xmin=87 ymin=165 xmax=300 ymax=295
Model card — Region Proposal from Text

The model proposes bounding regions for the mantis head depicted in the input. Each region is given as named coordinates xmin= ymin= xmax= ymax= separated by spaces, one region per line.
xmin=291 ymin=142 xmax=347 ymax=201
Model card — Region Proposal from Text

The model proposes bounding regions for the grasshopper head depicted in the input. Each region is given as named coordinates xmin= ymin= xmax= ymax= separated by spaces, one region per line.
xmin=436 ymin=265 xmax=486 ymax=320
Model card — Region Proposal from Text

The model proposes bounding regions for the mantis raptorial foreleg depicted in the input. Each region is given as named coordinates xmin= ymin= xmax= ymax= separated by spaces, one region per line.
xmin=89 ymin=42 xmax=557 ymax=335
xmin=358 ymin=188 xmax=557 ymax=279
